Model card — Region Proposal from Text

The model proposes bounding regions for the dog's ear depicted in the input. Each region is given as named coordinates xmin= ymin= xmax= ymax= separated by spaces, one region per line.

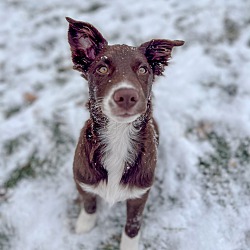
xmin=139 ymin=39 xmax=184 ymax=76
xmin=66 ymin=17 xmax=108 ymax=78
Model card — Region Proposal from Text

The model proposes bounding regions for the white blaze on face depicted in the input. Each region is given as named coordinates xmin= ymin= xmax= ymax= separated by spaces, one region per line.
xmin=102 ymin=81 xmax=141 ymax=123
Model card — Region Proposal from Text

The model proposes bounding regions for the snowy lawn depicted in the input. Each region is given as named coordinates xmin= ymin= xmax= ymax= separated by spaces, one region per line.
xmin=1 ymin=0 xmax=250 ymax=249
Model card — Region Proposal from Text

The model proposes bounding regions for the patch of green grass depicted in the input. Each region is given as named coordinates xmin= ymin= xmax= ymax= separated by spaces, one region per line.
xmin=187 ymin=122 xmax=250 ymax=206
xmin=3 ymin=134 xmax=30 ymax=156
xmin=98 ymin=245 xmax=119 ymax=250
xmin=224 ymin=16 xmax=240 ymax=44
xmin=81 ymin=3 xmax=106 ymax=13
xmin=2 ymin=111 xmax=75 ymax=190
xmin=4 ymin=106 xmax=22 ymax=119
xmin=44 ymin=113 xmax=75 ymax=146
xmin=0 ymin=232 xmax=10 ymax=250
xmin=38 ymin=110 xmax=76 ymax=169
xmin=205 ymin=132 xmax=231 ymax=168
xmin=0 ymin=225 xmax=14 ymax=250
xmin=235 ymin=138 xmax=250 ymax=165
xmin=199 ymin=132 xmax=250 ymax=172
xmin=55 ymin=76 xmax=68 ymax=85
xmin=98 ymin=234 xmax=120 ymax=250
xmin=200 ymin=78 xmax=238 ymax=98
xmin=3 ymin=154 xmax=37 ymax=189
xmin=197 ymin=130 xmax=250 ymax=206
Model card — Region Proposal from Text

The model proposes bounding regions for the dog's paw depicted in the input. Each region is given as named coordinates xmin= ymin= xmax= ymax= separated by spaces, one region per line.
xmin=120 ymin=230 xmax=140 ymax=250
xmin=75 ymin=209 xmax=97 ymax=234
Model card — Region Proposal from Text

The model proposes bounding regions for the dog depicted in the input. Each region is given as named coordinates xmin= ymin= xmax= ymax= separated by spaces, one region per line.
xmin=66 ymin=17 xmax=184 ymax=250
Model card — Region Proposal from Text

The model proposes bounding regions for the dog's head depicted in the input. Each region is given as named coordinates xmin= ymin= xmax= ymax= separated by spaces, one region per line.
xmin=66 ymin=17 xmax=184 ymax=123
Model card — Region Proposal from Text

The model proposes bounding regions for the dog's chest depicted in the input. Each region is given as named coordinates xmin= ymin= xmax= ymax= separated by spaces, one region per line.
xmin=80 ymin=122 xmax=148 ymax=205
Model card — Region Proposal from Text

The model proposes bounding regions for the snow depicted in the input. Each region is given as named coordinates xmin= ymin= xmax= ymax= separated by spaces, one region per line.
xmin=1 ymin=0 xmax=250 ymax=249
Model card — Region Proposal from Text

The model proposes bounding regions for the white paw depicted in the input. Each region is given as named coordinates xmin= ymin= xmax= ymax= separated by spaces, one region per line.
xmin=75 ymin=209 xmax=97 ymax=234
xmin=120 ymin=230 xmax=140 ymax=250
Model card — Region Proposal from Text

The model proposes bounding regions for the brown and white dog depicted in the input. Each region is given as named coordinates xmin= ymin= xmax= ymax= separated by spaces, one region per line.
xmin=66 ymin=17 xmax=184 ymax=250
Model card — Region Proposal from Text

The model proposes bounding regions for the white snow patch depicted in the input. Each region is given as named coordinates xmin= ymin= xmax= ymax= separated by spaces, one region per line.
xmin=1 ymin=0 xmax=250 ymax=250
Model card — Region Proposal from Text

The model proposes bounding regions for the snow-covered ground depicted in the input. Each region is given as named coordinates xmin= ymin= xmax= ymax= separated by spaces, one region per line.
xmin=1 ymin=0 xmax=250 ymax=249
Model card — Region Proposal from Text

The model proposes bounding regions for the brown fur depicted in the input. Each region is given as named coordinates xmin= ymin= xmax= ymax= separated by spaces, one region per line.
xmin=66 ymin=17 xmax=184 ymax=247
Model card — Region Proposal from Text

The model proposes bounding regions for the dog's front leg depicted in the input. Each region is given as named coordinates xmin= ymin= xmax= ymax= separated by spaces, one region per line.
xmin=75 ymin=183 xmax=97 ymax=234
xmin=120 ymin=191 xmax=149 ymax=250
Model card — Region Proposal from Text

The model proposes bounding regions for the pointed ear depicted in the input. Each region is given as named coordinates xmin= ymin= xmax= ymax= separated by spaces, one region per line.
xmin=138 ymin=39 xmax=184 ymax=76
xmin=66 ymin=17 xmax=108 ymax=78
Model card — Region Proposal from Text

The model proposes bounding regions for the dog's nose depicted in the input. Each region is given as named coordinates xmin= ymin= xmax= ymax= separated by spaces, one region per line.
xmin=113 ymin=88 xmax=139 ymax=110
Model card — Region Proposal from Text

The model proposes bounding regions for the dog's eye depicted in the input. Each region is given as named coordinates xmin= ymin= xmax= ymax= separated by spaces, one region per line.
xmin=138 ymin=66 xmax=148 ymax=75
xmin=97 ymin=66 xmax=109 ymax=75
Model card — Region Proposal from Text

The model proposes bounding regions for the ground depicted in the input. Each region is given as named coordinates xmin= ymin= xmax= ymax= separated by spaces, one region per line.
xmin=1 ymin=0 xmax=250 ymax=249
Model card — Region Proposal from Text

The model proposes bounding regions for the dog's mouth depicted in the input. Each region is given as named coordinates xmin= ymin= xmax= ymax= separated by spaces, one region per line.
xmin=102 ymin=98 xmax=147 ymax=123
xmin=117 ymin=112 xmax=137 ymax=118
xmin=102 ymin=102 xmax=145 ymax=123
xmin=106 ymin=110 xmax=142 ymax=123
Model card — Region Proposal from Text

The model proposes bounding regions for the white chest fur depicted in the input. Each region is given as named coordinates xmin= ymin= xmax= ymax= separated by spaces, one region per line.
xmin=79 ymin=121 xmax=149 ymax=205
